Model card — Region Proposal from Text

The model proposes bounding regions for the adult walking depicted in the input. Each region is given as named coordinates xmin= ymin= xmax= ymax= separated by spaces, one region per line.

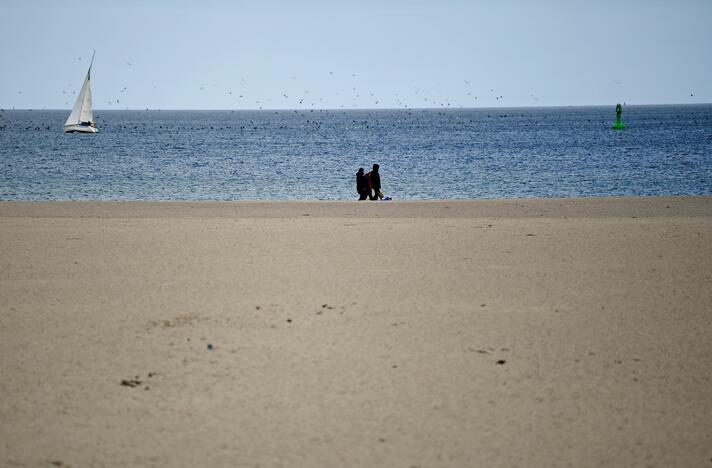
xmin=366 ymin=164 xmax=382 ymax=200
xmin=356 ymin=167 xmax=369 ymax=200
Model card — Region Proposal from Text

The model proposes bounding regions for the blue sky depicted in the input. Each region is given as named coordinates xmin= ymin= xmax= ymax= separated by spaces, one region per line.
xmin=1 ymin=0 xmax=710 ymax=110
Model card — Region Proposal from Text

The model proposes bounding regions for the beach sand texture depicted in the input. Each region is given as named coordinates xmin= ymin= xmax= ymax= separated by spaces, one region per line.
xmin=1 ymin=197 xmax=711 ymax=468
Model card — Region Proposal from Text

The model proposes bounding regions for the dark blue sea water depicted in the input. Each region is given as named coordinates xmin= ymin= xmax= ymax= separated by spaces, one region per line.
xmin=1 ymin=106 xmax=711 ymax=200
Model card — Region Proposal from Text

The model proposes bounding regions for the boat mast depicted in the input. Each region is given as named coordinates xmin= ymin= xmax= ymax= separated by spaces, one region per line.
xmin=88 ymin=50 xmax=95 ymax=79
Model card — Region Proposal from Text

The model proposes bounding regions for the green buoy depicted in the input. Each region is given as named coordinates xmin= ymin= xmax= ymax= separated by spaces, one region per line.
xmin=612 ymin=103 xmax=625 ymax=129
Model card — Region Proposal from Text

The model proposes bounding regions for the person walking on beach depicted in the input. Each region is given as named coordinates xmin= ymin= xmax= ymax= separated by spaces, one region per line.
xmin=366 ymin=163 xmax=383 ymax=200
xmin=356 ymin=167 xmax=369 ymax=200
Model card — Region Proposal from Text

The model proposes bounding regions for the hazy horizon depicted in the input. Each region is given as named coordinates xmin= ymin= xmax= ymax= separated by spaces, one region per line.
xmin=5 ymin=98 xmax=712 ymax=112
xmin=3 ymin=103 xmax=712 ymax=112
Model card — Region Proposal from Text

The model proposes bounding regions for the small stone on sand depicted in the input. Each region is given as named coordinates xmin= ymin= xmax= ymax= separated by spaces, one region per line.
xmin=121 ymin=379 xmax=142 ymax=387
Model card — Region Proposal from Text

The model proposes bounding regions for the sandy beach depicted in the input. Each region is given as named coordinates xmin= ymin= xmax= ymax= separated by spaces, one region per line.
xmin=1 ymin=196 xmax=711 ymax=468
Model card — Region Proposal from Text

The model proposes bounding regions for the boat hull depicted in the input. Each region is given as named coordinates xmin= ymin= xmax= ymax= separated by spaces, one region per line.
xmin=64 ymin=124 xmax=98 ymax=133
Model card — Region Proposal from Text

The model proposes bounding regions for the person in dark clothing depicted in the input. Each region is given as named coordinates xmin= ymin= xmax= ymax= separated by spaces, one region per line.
xmin=366 ymin=163 xmax=382 ymax=200
xmin=356 ymin=167 xmax=369 ymax=200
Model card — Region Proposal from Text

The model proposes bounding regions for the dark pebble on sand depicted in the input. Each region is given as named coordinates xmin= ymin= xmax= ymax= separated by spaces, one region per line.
xmin=287 ymin=319 xmax=292 ymax=323
xmin=120 ymin=379 xmax=142 ymax=387
xmin=496 ymin=360 xmax=506 ymax=365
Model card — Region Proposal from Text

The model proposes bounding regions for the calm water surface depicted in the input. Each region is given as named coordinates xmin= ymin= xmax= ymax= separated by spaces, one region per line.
xmin=1 ymin=106 xmax=711 ymax=200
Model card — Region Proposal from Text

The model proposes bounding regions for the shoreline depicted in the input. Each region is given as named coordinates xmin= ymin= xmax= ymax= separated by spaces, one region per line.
xmin=2 ymin=195 xmax=711 ymax=219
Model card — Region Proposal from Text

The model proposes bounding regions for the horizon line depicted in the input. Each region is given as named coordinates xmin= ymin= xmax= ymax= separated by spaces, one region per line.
xmin=3 ymin=102 xmax=711 ymax=112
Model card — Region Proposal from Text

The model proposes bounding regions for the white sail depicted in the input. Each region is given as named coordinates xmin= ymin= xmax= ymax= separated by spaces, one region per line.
xmin=65 ymin=70 xmax=93 ymax=126
xmin=64 ymin=51 xmax=98 ymax=133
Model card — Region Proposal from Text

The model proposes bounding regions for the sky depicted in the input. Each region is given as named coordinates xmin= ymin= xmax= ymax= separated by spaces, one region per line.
xmin=1 ymin=0 xmax=711 ymax=110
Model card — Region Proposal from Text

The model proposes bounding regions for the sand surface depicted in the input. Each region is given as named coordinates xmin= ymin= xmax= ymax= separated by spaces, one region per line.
xmin=1 ymin=197 xmax=711 ymax=468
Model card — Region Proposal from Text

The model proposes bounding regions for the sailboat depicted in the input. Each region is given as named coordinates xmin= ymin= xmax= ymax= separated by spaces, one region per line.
xmin=64 ymin=51 xmax=98 ymax=133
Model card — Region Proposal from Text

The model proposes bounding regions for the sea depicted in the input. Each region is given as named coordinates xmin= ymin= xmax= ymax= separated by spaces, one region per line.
xmin=1 ymin=105 xmax=711 ymax=200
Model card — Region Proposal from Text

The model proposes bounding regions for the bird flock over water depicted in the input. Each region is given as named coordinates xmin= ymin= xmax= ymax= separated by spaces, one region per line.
xmin=98 ymin=59 xmax=524 ymax=111
xmin=2 ymin=54 xmax=702 ymax=111
xmin=50 ymin=55 xmax=525 ymax=111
